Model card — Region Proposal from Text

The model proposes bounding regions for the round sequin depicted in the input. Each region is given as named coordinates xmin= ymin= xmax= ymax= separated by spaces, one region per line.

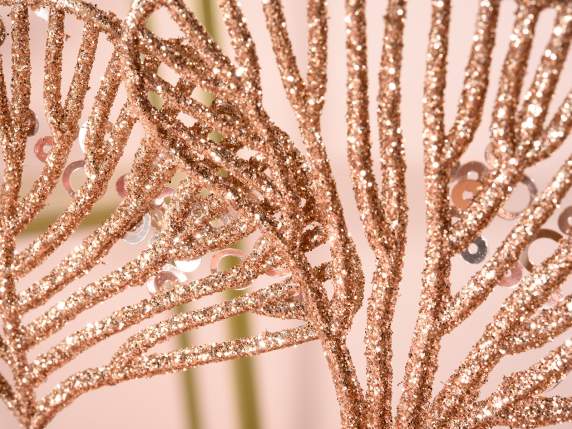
xmin=78 ymin=122 xmax=89 ymax=153
xmin=115 ymin=175 xmax=127 ymax=198
xmin=123 ymin=213 xmax=151 ymax=245
xmin=78 ymin=121 xmax=112 ymax=153
xmin=451 ymin=179 xmax=481 ymax=211
xmin=266 ymin=265 xmax=290 ymax=277
xmin=498 ymin=175 xmax=538 ymax=220
xmin=149 ymin=206 xmax=165 ymax=230
xmin=484 ymin=144 xmax=499 ymax=169
xmin=210 ymin=248 xmax=249 ymax=290
xmin=34 ymin=136 xmax=53 ymax=162
xmin=146 ymin=268 xmax=185 ymax=295
xmin=210 ymin=248 xmax=246 ymax=273
xmin=519 ymin=228 xmax=563 ymax=272
xmin=154 ymin=187 xmax=175 ymax=207
xmin=25 ymin=109 xmax=39 ymax=136
xmin=461 ymin=236 xmax=487 ymax=264
xmin=453 ymin=161 xmax=488 ymax=182
xmin=498 ymin=262 xmax=523 ymax=287
xmin=62 ymin=160 xmax=86 ymax=197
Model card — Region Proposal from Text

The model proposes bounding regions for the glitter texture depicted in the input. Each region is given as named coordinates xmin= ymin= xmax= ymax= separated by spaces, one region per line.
xmin=0 ymin=0 xmax=571 ymax=428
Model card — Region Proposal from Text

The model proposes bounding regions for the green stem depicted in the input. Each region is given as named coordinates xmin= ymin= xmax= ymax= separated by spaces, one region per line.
xmin=199 ymin=0 xmax=217 ymax=40
xmin=183 ymin=2 xmax=261 ymax=428
xmin=224 ymin=309 xmax=261 ymax=429
xmin=176 ymin=305 xmax=204 ymax=429
xmin=221 ymin=248 xmax=261 ymax=429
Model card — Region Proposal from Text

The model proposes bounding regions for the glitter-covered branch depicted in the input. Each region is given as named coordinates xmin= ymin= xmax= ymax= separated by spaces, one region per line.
xmin=0 ymin=0 xmax=571 ymax=428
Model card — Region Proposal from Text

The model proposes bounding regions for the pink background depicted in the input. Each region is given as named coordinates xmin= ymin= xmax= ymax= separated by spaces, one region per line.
xmin=1 ymin=0 xmax=571 ymax=427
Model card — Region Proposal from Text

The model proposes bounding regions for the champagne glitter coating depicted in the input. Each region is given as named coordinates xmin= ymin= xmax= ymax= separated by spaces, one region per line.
xmin=0 ymin=0 xmax=571 ymax=428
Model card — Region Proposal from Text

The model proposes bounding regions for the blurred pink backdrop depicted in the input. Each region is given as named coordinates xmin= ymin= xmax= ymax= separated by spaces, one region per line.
xmin=1 ymin=0 xmax=571 ymax=427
